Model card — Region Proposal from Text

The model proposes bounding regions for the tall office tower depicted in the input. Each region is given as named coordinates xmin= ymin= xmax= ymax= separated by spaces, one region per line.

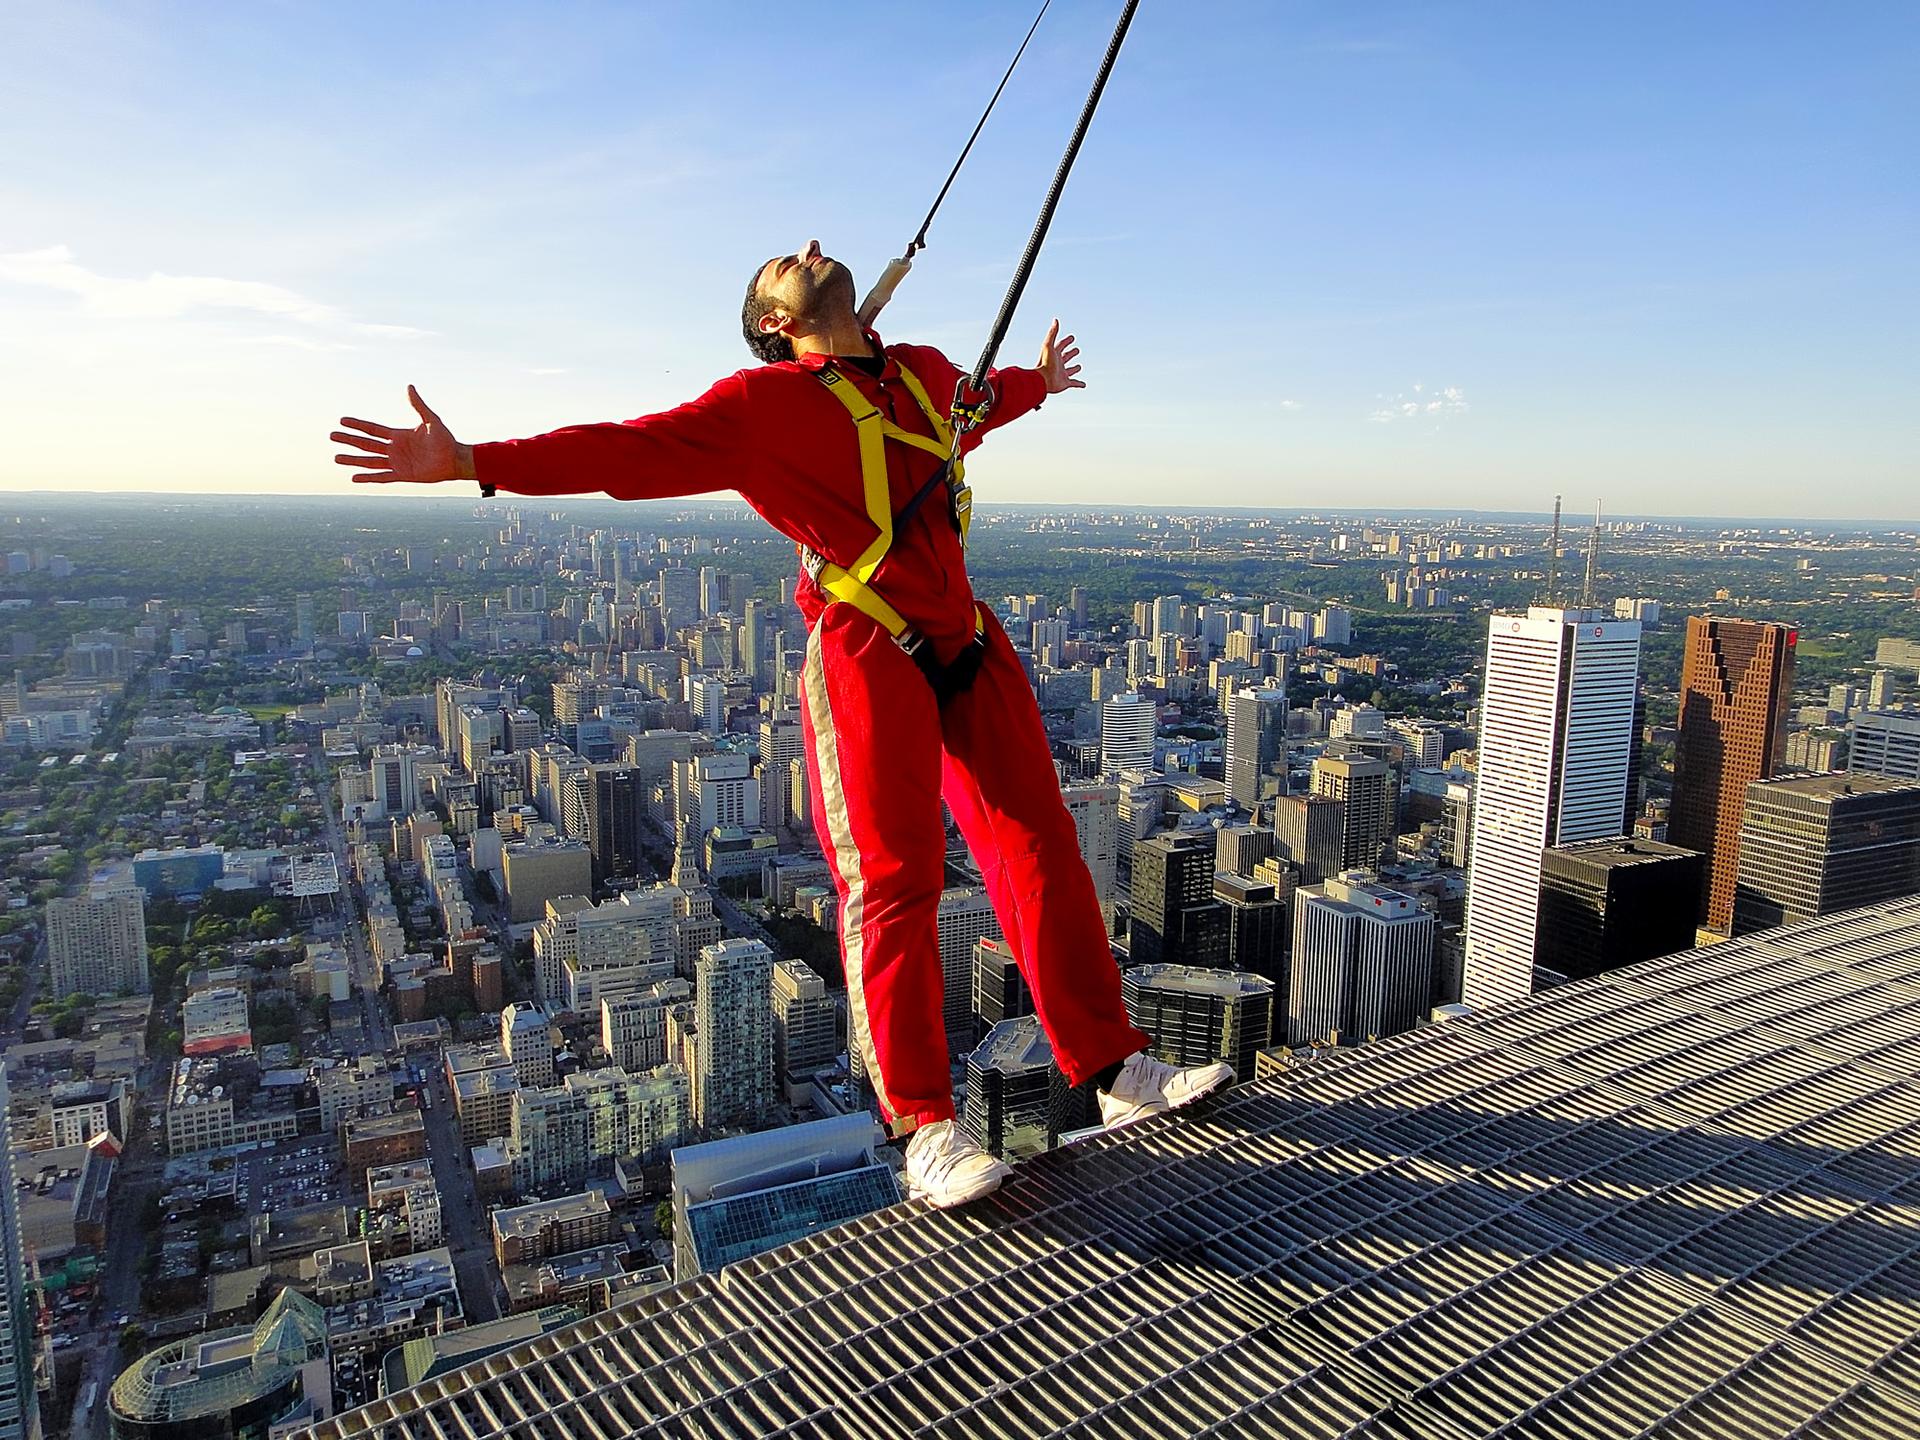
xmin=694 ymin=939 xmax=774 ymax=1130
xmin=1867 ymin=668 xmax=1895 ymax=709
xmin=588 ymin=765 xmax=646 ymax=885
xmin=1225 ymin=688 xmax=1289 ymax=809
xmin=435 ymin=679 xmax=505 ymax=754
xmin=770 ymin=959 xmax=837 ymax=1098
xmin=1289 ymin=873 xmax=1436 ymax=1047
xmin=1273 ymin=794 xmax=1344 ymax=886
xmin=1215 ymin=824 xmax=1275 ymax=880
xmin=1849 ymin=711 xmax=1920 ymax=780
xmin=1213 ymin=874 xmax=1287 ymax=991
xmin=698 ymin=566 xmax=723 ymax=618
xmin=0 ymin=1071 xmax=34 ymax=1440
xmin=1061 ymin=784 xmax=1120 ymax=921
xmin=970 ymin=936 xmax=1032 ymax=1042
xmin=962 ymin=1017 xmax=1087 ymax=1162
xmin=1128 ymin=832 xmax=1226 ymax=968
xmin=1100 ymin=693 xmax=1156 ymax=773
xmin=936 ymin=889 xmax=1003 ymax=1052
xmin=1310 ymin=753 xmax=1395 ymax=870
xmin=1667 ymin=617 xmax=1795 ymax=932
xmin=1732 ymin=775 xmax=1920 ymax=935
xmin=1462 ymin=607 xmax=1641 ymax=1009
xmin=47 ymin=882 xmax=148 ymax=998
xmin=1121 ymin=964 xmax=1272 ymax=1081
xmin=1536 ymin=838 xmax=1705 ymax=983
xmin=1149 ymin=594 xmax=1184 ymax=640
xmin=657 ymin=565 xmax=700 ymax=635
xmin=686 ymin=674 xmax=728 ymax=737
xmin=1069 ymin=586 xmax=1089 ymax=629
xmin=294 ymin=592 xmax=315 ymax=645
xmin=758 ymin=715 xmax=804 ymax=831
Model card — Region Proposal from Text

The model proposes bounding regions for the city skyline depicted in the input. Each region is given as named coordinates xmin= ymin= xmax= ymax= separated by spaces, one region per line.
xmin=3 ymin=3 xmax=1916 ymax=517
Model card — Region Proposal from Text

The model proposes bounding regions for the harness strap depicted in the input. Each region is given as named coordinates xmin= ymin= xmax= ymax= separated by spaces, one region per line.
xmin=802 ymin=358 xmax=987 ymax=703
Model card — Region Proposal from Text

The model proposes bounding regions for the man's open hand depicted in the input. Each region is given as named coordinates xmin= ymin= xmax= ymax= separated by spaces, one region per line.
xmin=332 ymin=386 xmax=474 ymax=485
xmin=1037 ymin=319 xmax=1084 ymax=396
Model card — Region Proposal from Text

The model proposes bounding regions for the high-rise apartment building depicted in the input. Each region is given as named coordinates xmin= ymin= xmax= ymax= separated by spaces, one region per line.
xmin=1463 ymin=607 xmax=1641 ymax=1009
xmin=1667 ymin=617 xmax=1795 ymax=932
xmin=694 ymin=939 xmax=774 ymax=1130
xmin=0 ymin=1070 xmax=37 ymax=1440
xmin=1310 ymin=753 xmax=1395 ymax=871
xmin=1225 ymin=688 xmax=1289 ymax=810
xmin=600 ymin=981 xmax=691 ymax=1074
xmin=502 ymin=838 xmax=593 ymax=928
xmin=770 ymin=959 xmax=837 ymax=1097
xmin=508 ymin=1066 xmax=690 ymax=1192
xmin=1536 ymin=839 xmax=1705 ymax=983
xmin=501 ymin=1004 xmax=556 ymax=1087
xmin=1731 ymin=775 xmax=1920 ymax=935
xmin=1100 ymin=694 xmax=1156 ymax=774
xmin=47 ymin=882 xmax=148 ymax=998
xmin=1121 ymin=964 xmax=1271 ymax=1082
xmin=1848 ymin=710 xmax=1920 ymax=781
xmin=1289 ymin=873 xmax=1435 ymax=1047
xmin=1128 ymin=831 xmax=1226 ymax=969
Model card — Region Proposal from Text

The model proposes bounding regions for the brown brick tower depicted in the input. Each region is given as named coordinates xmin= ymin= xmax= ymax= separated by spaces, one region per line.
xmin=1669 ymin=616 xmax=1796 ymax=932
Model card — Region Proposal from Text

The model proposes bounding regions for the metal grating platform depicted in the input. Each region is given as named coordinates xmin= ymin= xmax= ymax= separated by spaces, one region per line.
xmin=296 ymin=898 xmax=1920 ymax=1440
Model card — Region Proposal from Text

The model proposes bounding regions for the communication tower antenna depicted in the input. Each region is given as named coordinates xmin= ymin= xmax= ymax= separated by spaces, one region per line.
xmin=1582 ymin=502 xmax=1603 ymax=610
xmin=1544 ymin=496 xmax=1563 ymax=605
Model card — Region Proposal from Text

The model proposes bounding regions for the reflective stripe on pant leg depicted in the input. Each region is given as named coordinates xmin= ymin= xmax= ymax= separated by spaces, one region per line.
xmin=801 ymin=618 xmax=900 ymax=1126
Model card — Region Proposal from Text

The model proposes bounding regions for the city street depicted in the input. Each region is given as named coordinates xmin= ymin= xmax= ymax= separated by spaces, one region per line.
xmin=416 ymin=1064 xmax=502 ymax=1323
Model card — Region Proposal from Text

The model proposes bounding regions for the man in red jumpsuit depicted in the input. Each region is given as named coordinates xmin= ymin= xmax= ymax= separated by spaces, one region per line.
xmin=333 ymin=240 xmax=1231 ymax=1207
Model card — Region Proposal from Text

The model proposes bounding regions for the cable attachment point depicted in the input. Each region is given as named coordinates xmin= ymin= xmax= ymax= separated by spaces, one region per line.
xmin=950 ymin=376 xmax=996 ymax=433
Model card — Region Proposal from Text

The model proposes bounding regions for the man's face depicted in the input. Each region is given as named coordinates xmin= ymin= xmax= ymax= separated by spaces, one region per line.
xmin=755 ymin=239 xmax=854 ymax=334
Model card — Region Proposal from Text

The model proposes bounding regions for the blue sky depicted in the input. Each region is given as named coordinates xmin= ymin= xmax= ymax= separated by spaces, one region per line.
xmin=1 ymin=2 xmax=1914 ymax=517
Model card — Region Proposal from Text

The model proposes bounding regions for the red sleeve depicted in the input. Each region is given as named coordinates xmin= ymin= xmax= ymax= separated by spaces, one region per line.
xmin=472 ymin=371 xmax=760 ymax=501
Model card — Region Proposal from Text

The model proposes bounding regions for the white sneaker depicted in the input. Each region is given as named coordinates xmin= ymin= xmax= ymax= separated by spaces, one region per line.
xmin=1097 ymin=1051 xmax=1234 ymax=1129
xmin=902 ymin=1119 xmax=1013 ymax=1209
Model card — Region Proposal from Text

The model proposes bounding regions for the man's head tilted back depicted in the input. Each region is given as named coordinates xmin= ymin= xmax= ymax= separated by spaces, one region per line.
xmin=741 ymin=240 xmax=857 ymax=363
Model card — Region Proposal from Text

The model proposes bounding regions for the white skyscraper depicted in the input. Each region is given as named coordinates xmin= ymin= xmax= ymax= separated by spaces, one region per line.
xmin=694 ymin=939 xmax=774 ymax=1130
xmin=1290 ymin=872 xmax=1436 ymax=1046
xmin=1462 ymin=607 xmax=1641 ymax=1009
xmin=0 ymin=1069 xmax=36 ymax=1440
xmin=1062 ymin=784 xmax=1121 ymax=921
xmin=1101 ymin=693 xmax=1156 ymax=774
xmin=936 ymin=889 xmax=1003 ymax=1049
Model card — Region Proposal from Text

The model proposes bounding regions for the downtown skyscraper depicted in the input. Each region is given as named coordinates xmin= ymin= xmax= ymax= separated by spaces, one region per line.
xmin=1668 ymin=616 xmax=1795 ymax=932
xmin=1462 ymin=607 xmax=1642 ymax=1008
xmin=1224 ymin=687 xmax=1288 ymax=810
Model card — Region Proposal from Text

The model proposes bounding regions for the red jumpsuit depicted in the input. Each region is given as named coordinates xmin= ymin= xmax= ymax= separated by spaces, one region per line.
xmin=475 ymin=335 xmax=1151 ymax=1133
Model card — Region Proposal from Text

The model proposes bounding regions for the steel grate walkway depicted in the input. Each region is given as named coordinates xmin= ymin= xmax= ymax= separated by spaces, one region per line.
xmin=296 ymin=897 xmax=1920 ymax=1440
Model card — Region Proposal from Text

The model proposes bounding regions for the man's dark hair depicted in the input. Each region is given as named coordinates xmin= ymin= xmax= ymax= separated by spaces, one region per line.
xmin=741 ymin=257 xmax=794 ymax=364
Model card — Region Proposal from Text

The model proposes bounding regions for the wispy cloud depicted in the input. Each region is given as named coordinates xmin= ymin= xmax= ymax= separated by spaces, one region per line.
xmin=0 ymin=245 xmax=429 ymax=339
xmin=1370 ymin=381 xmax=1468 ymax=423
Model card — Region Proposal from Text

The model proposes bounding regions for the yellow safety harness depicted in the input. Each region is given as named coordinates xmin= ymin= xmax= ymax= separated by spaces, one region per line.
xmin=801 ymin=360 xmax=989 ymax=703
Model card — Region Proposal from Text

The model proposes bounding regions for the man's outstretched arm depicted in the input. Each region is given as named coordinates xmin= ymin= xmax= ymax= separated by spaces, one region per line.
xmin=332 ymin=376 xmax=758 ymax=500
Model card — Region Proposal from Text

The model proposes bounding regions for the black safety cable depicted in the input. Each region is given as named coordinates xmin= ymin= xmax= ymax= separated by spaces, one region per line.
xmin=912 ymin=0 xmax=1052 ymax=258
xmin=897 ymin=0 xmax=1144 ymax=537
xmin=960 ymin=0 xmax=1142 ymax=407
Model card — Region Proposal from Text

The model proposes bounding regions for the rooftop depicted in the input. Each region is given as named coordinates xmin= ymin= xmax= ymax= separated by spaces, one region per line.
xmin=1546 ymin=836 xmax=1706 ymax=869
xmin=300 ymin=897 xmax=1920 ymax=1440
